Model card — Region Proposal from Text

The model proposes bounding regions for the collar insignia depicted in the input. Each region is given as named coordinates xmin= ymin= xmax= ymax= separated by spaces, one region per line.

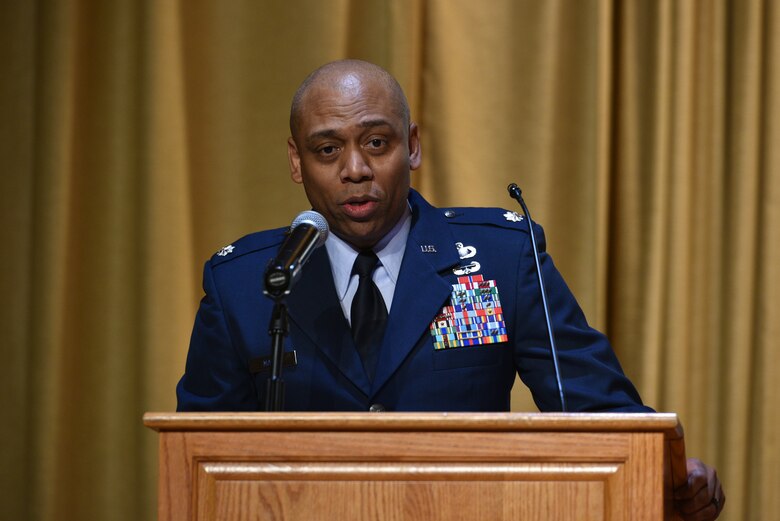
xmin=503 ymin=211 xmax=524 ymax=222
xmin=216 ymin=244 xmax=235 ymax=257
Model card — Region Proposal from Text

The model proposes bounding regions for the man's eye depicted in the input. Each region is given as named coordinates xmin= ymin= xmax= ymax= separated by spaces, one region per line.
xmin=320 ymin=145 xmax=338 ymax=155
xmin=368 ymin=138 xmax=385 ymax=148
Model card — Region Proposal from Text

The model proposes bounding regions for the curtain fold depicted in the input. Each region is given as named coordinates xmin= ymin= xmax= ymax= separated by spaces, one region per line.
xmin=1 ymin=1 xmax=776 ymax=519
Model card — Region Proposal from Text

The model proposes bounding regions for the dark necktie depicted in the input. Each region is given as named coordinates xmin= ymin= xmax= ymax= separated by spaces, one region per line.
xmin=350 ymin=251 xmax=388 ymax=381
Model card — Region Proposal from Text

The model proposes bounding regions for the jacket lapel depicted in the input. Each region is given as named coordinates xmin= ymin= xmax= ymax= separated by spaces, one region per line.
xmin=286 ymin=191 xmax=461 ymax=398
xmin=371 ymin=192 xmax=460 ymax=393
xmin=286 ymin=247 xmax=371 ymax=395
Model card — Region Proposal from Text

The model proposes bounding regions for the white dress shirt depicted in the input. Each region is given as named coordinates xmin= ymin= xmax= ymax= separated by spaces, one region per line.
xmin=325 ymin=207 xmax=412 ymax=325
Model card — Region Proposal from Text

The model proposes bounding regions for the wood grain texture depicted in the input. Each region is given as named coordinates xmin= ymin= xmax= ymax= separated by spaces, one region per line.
xmin=199 ymin=462 xmax=623 ymax=520
xmin=144 ymin=412 xmax=683 ymax=434
xmin=146 ymin=412 xmax=685 ymax=520
xmin=209 ymin=481 xmax=609 ymax=521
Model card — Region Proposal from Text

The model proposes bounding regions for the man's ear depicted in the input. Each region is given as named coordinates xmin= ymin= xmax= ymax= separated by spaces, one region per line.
xmin=288 ymin=137 xmax=303 ymax=184
xmin=408 ymin=122 xmax=422 ymax=170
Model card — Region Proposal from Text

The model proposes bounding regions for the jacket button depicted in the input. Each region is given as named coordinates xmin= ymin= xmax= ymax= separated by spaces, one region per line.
xmin=368 ymin=403 xmax=386 ymax=412
xmin=444 ymin=210 xmax=455 ymax=218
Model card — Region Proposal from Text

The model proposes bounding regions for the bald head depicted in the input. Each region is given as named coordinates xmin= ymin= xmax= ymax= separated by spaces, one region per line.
xmin=289 ymin=60 xmax=410 ymax=140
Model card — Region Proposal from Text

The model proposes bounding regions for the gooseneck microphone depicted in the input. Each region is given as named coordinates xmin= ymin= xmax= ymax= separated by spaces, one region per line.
xmin=507 ymin=183 xmax=567 ymax=412
xmin=264 ymin=211 xmax=329 ymax=299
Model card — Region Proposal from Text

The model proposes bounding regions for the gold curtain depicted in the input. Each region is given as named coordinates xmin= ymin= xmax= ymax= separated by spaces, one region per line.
xmin=1 ymin=1 xmax=777 ymax=520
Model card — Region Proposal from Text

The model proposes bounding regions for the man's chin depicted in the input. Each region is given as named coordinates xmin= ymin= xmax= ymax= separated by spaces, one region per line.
xmin=333 ymin=225 xmax=383 ymax=250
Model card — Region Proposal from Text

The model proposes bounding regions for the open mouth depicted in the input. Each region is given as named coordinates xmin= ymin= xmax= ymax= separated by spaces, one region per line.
xmin=341 ymin=198 xmax=379 ymax=220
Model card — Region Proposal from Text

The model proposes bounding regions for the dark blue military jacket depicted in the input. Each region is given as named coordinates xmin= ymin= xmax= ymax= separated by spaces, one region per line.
xmin=177 ymin=190 xmax=650 ymax=413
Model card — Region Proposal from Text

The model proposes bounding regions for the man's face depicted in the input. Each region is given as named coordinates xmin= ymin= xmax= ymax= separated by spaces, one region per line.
xmin=288 ymin=74 xmax=421 ymax=250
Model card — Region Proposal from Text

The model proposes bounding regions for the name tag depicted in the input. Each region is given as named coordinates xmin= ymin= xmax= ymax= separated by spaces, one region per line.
xmin=249 ymin=351 xmax=298 ymax=373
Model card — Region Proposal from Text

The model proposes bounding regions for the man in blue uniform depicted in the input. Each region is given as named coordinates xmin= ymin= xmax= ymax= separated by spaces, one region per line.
xmin=176 ymin=59 xmax=723 ymax=518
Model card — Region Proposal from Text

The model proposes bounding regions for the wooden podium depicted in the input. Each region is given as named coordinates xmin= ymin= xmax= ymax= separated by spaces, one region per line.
xmin=143 ymin=412 xmax=687 ymax=521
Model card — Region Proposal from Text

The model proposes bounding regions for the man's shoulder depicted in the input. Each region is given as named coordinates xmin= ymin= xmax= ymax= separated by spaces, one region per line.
xmin=435 ymin=205 xmax=532 ymax=234
xmin=409 ymin=190 xmax=538 ymax=241
xmin=207 ymin=227 xmax=288 ymax=267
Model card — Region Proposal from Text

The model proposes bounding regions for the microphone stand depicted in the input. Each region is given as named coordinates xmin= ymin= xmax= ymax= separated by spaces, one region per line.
xmin=265 ymin=299 xmax=288 ymax=411
xmin=262 ymin=212 xmax=328 ymax=412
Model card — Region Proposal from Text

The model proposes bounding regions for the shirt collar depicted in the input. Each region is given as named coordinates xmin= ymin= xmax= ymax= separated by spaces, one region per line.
xmin=325 ymin=205 xmax=412 ymax=301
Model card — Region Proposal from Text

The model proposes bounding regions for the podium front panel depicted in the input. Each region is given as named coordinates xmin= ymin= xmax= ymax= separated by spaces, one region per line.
xmin=144 ymin=414 xmax=685 ymax=521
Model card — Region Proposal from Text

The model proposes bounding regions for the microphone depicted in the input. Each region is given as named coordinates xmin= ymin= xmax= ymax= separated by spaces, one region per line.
xmin=264 ymin=210 xmax=329 ymax=299
xmin=507 ymin=183 xmax=567 ymax=412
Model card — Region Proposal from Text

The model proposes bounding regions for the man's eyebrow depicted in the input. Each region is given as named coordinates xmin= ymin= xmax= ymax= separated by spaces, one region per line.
xmin=306 ymin=129 xmax=339 ymax=144
xmin=359 ymin=119 xmax=393 ymax=129
xmin=305 ymin=119 xmax=395 ymax=145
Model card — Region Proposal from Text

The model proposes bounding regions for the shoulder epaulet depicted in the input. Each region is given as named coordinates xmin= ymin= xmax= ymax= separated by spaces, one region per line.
xmin=209 ymin=226 xmax=288 ymax=266
xmin=439 ymin=206 xmax=530 ymax=232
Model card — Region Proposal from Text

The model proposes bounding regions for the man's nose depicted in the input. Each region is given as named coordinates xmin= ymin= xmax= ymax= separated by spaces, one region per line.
xmin=341 ymin=148 xmax=373 ymax=182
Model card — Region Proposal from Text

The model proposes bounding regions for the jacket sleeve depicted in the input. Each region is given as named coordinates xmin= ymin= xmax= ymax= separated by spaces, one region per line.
xmin=512 ymin=224 xmax=654 ymax=413
xmin=176 ymin=260 xmax=259 ymax=411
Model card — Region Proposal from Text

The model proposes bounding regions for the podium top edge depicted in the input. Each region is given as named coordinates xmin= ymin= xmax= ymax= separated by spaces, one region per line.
xmin=143 ymin=412 xmax=683 ymax=438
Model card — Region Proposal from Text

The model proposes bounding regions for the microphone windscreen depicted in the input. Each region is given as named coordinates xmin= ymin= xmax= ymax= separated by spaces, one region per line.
xmin=291 ymin=211 xmax=329 ymax=247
